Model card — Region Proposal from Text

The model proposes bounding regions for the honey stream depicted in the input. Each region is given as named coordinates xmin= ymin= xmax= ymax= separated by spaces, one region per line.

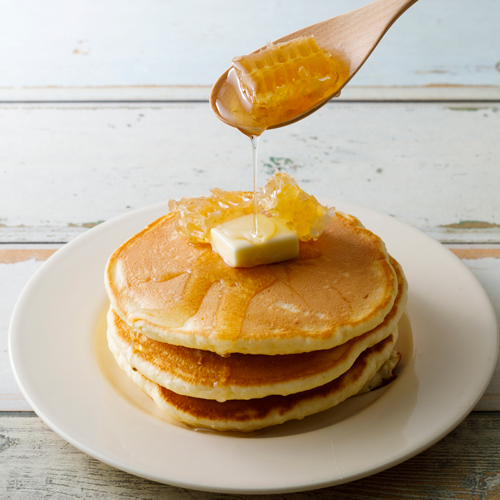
xmin=212 ymin=36 xmax=350 ymax=239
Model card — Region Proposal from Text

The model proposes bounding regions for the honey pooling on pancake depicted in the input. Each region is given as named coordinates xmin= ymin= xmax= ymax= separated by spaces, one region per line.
xmin=139 ymin=250 xmax=277 ymax=347
xmin=106 ymin=211 xmax=399 ymax=355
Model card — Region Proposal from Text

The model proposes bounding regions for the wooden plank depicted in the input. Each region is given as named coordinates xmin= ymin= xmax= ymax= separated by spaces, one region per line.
xmin=1 ymin=102 xmax=499 ymax=243
xmin=448 ymin=246 xmax=500 ymax=411
xmin=450 ymin=248 xmax=500 ymax=260
xmin=1 ymin=246 xmax=499 ymax=411
xmin=0 ymin=246 xmax=61 ymax=411
xmin=0 ymin=412 xmax=499 ymax=498
xmin=0 ymin=0 xmax=499 ymax=100
xmin=0 ymin=249 xmax=57 ymax=264
xmin=2 ymin=86 xmax=500 ymax=102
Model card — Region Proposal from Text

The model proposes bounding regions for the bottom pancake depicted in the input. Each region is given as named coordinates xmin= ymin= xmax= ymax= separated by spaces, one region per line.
xmin=108 ymin=331 xmax=399 ymax=432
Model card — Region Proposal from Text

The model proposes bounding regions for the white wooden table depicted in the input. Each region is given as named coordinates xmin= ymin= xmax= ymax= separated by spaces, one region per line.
xmin=1 ymin=0 xmax=500 ymax=497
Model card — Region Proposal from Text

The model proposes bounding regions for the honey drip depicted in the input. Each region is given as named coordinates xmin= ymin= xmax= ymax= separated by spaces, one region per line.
xmin=134 ymin=231 xmax=331 ymax=353
xmin=250 ymin=135 xmax=260 ymax=238
xmin=213 ymin=35 xmax=350 ymax=137
xmin=139 ymin=250 xmax=277 ymax=349
xmin=211 ymin=35 xmax=347 ymax=240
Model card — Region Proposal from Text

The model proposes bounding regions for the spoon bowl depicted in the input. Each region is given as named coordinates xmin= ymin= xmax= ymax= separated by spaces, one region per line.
xmin=210 ymin=0 xmax=418 ymax=132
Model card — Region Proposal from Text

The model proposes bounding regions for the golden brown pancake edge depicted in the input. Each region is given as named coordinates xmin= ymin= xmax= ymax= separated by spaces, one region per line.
xmin=106 ymin=256 xmax=406 ymax=401
xmin=108 ymin=331 xmax=399 ymax=432
xmin=105 ymin=211 xmax=399 ymax=355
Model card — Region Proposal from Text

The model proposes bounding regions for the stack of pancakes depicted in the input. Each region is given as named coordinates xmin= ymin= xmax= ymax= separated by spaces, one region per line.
xmin=105 ymin=211 xmax=407 ymax=432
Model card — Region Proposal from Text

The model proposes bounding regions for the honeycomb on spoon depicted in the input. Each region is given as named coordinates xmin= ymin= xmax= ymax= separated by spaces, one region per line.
xmin=232 ymin=36 xmax=342 ymax=116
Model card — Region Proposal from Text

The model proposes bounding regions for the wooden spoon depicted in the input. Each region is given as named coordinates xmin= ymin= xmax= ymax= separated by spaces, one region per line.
xmin=210 ymin=0 xmax=418 ymax=133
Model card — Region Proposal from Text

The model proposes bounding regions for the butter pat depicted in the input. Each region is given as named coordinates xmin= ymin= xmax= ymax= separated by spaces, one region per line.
xmin=210 ymin=214 xmax=299 ymax=267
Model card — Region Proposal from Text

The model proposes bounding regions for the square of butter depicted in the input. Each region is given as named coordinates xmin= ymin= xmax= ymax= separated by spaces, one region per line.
xmin=210 ymin=217 xmax=299 ymax=268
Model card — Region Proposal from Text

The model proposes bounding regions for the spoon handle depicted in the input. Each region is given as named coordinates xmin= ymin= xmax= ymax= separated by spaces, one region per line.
xmin=275 ymin=0 xmax=419 ymax=77
xmin=346 ymin=0 xmax=419 ymax=65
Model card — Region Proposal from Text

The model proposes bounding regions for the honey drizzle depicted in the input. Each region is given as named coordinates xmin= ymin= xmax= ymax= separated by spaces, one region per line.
xmin=216 ymin=265 xmax=276 ymax=341
xmin=212 ymin=36 xmax=349 ymax=239
xmin=141 ymin=249 xmax=277 ymax=346
xmin=250 ymin=135 xmax=260 ymax=238
xmin=140 ymin=40 xmax=350 ymax=339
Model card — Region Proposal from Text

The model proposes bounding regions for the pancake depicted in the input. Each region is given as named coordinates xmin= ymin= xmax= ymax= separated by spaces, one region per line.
xmin=358 ymin=349 xmax=401 ymax=394
xmin=105 ymin=211 xmax=398 ymax=355
xmin=108 ymin=309 xmax=399 ymax=401
xmin=108 ymin=331 xmax=399 ymax=432
xmin=107 ymin=256 xmax=406 ymax=401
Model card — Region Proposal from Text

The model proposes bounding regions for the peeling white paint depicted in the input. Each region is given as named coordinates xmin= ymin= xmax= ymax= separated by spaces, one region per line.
xmin=485 ymin=472 xmax=500 ymax=490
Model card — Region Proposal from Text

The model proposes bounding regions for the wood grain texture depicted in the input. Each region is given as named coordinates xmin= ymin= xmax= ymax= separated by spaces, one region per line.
xmin=0 ymin=0 xmax=499 ymax=97
xmin=451 ymin=248 xmax=500 ymax=260
xmin=2 ymin=85 xmax=500 ymax=102
xmin=1 ymin=102 xmax=499 ymax=243
xmin=0 ymin=412 xmax=499 ymax=498
xmin=0 ymin=249 xmax=57 ymax=264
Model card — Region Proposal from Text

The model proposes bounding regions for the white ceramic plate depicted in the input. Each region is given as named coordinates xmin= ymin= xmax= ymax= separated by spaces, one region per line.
xmin=9 ymin=202 xmax=498 ymax=494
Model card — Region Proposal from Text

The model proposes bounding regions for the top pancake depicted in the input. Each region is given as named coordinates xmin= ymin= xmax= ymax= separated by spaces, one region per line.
xmin=105 ymin=211 xmax=398 ymax=355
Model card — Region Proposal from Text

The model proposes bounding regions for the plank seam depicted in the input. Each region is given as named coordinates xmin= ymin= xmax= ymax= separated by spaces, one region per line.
xmin=0 ymin=99 xmax=498 ymax=105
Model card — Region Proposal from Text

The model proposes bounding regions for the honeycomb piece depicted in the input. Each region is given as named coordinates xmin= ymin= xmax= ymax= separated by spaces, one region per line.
xmin=257 ymin=171 xmax=335 ymax=241
xmin=168 ymin=189 xmax=254 ymax=244
xmin=232 ymin=36 xmax=340 ymax=113
xmin=169 ymin=173 xmax=334 ymax=244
